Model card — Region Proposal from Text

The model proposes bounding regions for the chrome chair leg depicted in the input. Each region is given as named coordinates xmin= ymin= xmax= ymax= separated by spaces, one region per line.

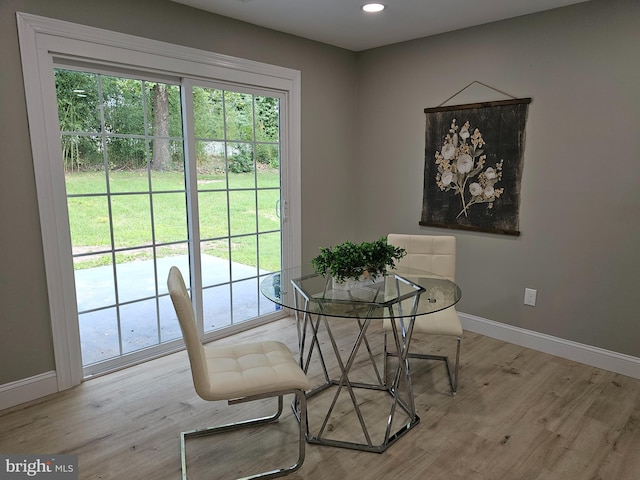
xmin=384 ymin=334 xmax=461 ymax=395
xmin=181 ymin=389 xmax=307 ymax=480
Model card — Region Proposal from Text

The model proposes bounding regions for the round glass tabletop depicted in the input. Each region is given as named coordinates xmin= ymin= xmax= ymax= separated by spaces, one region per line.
xmin=260 ymin=265 xmax=461 ymax=319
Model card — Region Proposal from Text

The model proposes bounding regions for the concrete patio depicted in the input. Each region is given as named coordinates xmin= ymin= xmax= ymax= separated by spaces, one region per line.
xmin=74 ymin=254 xmax=276 ymax=366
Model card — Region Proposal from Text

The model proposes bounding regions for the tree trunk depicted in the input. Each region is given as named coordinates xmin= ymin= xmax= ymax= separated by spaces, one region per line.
xmin=151 ymin=84 xmax=171 ymax=171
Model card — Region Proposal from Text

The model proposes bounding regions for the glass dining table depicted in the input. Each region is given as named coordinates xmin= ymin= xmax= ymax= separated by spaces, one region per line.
xmin=260 ymin=265 xmax=462 ymax=453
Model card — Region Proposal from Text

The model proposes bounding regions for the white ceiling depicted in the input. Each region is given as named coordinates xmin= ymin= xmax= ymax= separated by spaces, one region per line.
xmin=171 ymin=0 xmax=591 ymax=51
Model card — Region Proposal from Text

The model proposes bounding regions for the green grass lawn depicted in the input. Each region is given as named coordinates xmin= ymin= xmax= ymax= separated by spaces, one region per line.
xmin=66 ymin=170 xmax=281 ymax=271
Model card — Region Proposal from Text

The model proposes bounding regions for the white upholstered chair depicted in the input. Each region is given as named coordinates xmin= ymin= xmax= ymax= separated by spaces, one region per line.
xmin=383 ymin=234 xmax=463 ymax=395
xmin=167 ymin=266 xmax=310 ymax=480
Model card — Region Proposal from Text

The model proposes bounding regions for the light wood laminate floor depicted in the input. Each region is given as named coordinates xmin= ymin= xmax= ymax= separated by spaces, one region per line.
xmin=1 ymin=316 xmax=639 ymax=479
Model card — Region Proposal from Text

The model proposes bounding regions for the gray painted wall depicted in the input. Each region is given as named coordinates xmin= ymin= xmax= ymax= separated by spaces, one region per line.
xmin=353 ymin=0 xmax=639 ymax=357
xmin=0 ymin=0 xmax=637 ymax=387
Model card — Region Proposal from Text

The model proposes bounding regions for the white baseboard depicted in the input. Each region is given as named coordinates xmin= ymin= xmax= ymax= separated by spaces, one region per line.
xmin=459 ymin=312 xmax=640 ymax=380
xmin=0 ymin=371 xmax=58 ymax=411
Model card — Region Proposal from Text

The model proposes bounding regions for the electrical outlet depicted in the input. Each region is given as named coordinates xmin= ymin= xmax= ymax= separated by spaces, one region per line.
xmin=524 ymin=288 xmax=537 ymax=306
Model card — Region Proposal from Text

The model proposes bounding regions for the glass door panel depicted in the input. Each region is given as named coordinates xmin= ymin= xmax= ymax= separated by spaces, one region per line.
xmin=198 ymin=191 xmax=229 ymax=238
xmin=228 ymin=190 xmax=257 ymax=235
xmin=56 ymin=67 xmax=189 ymax=373
xmin=232 ymin=278 xmax=260 ymax=323
xmin=202 ymin=285 xmax=232 ymax=331
xmin=193 ymin=84 xmax=281 ymax=334
xmin=231 ymin=236 xmax=258 ymax=281
xmin=258 ymin=231 xmax=281 ymax=271
xmin=55 ymin=67 xmax=283 ymax=374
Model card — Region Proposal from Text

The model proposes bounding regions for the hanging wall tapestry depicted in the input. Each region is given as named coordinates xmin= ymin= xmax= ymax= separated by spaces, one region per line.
xmin=420 ymin=97 xmax=531 ymax=236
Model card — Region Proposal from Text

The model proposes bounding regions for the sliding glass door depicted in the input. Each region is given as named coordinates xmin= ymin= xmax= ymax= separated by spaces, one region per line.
xmin=190 ymin=83 xmax=283 ymax=333
xmin=55 ymin=68 xmax=284 ymax=375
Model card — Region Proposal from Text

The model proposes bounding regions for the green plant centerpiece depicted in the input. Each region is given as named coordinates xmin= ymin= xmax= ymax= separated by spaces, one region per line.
xmin=311 ymin=237 xmax=407 ymax=287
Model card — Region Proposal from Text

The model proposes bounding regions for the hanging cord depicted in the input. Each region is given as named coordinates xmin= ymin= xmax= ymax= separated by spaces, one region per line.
xmin=437 ymin=81 xmax=517 ymax=107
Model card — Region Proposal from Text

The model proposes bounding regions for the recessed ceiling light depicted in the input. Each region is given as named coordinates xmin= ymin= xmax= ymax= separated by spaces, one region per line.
xmin=362 ymin=3 xmax=386 ymax=13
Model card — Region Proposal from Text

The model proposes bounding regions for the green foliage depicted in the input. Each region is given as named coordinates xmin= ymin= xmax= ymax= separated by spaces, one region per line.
xmin=254 ymin=96 xmax=279 ymax=167
xmin=255 ymin=95 xmax=279 ymax=142
xmin=193 ymin=86 xmax=224 ymax=139
xmin=55 ymin=70 xmax=100 ymax=171
xmin=55 ymin=69 xmax=280 ymax=174
xmin=55 ymin=70 xmax=184 ymax=172
xmin=311 ymin=238 xmax=406 ymax=283
xmin=228 ymin=143 xmax=254 ymax=173
xmin=257 ymin=143 xmax=279 ymax=168
xmin=224 ymin=91 xmax=253 ymax=141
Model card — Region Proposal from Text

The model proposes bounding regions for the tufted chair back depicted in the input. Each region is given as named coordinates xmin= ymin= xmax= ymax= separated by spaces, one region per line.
xmin=388 ymin=233 xmax=456 ymax=282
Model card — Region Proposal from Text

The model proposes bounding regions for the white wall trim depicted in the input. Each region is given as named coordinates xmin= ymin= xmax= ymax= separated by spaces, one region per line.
xmin=459 ymin=312 xmax=640 ymax=380
xmin=0 ymin=372 xmax=58 ymax=411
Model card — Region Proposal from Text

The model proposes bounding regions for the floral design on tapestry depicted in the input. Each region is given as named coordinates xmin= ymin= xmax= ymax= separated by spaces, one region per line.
xmin=435 ymin=119 xmax=503 ymax=219
xmin=421 ymin=98 xmax=530 ymax=235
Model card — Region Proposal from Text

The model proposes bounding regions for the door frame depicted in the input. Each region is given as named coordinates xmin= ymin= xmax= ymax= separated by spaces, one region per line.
xmin=17 ymin=12 xmax=301 ymax=391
